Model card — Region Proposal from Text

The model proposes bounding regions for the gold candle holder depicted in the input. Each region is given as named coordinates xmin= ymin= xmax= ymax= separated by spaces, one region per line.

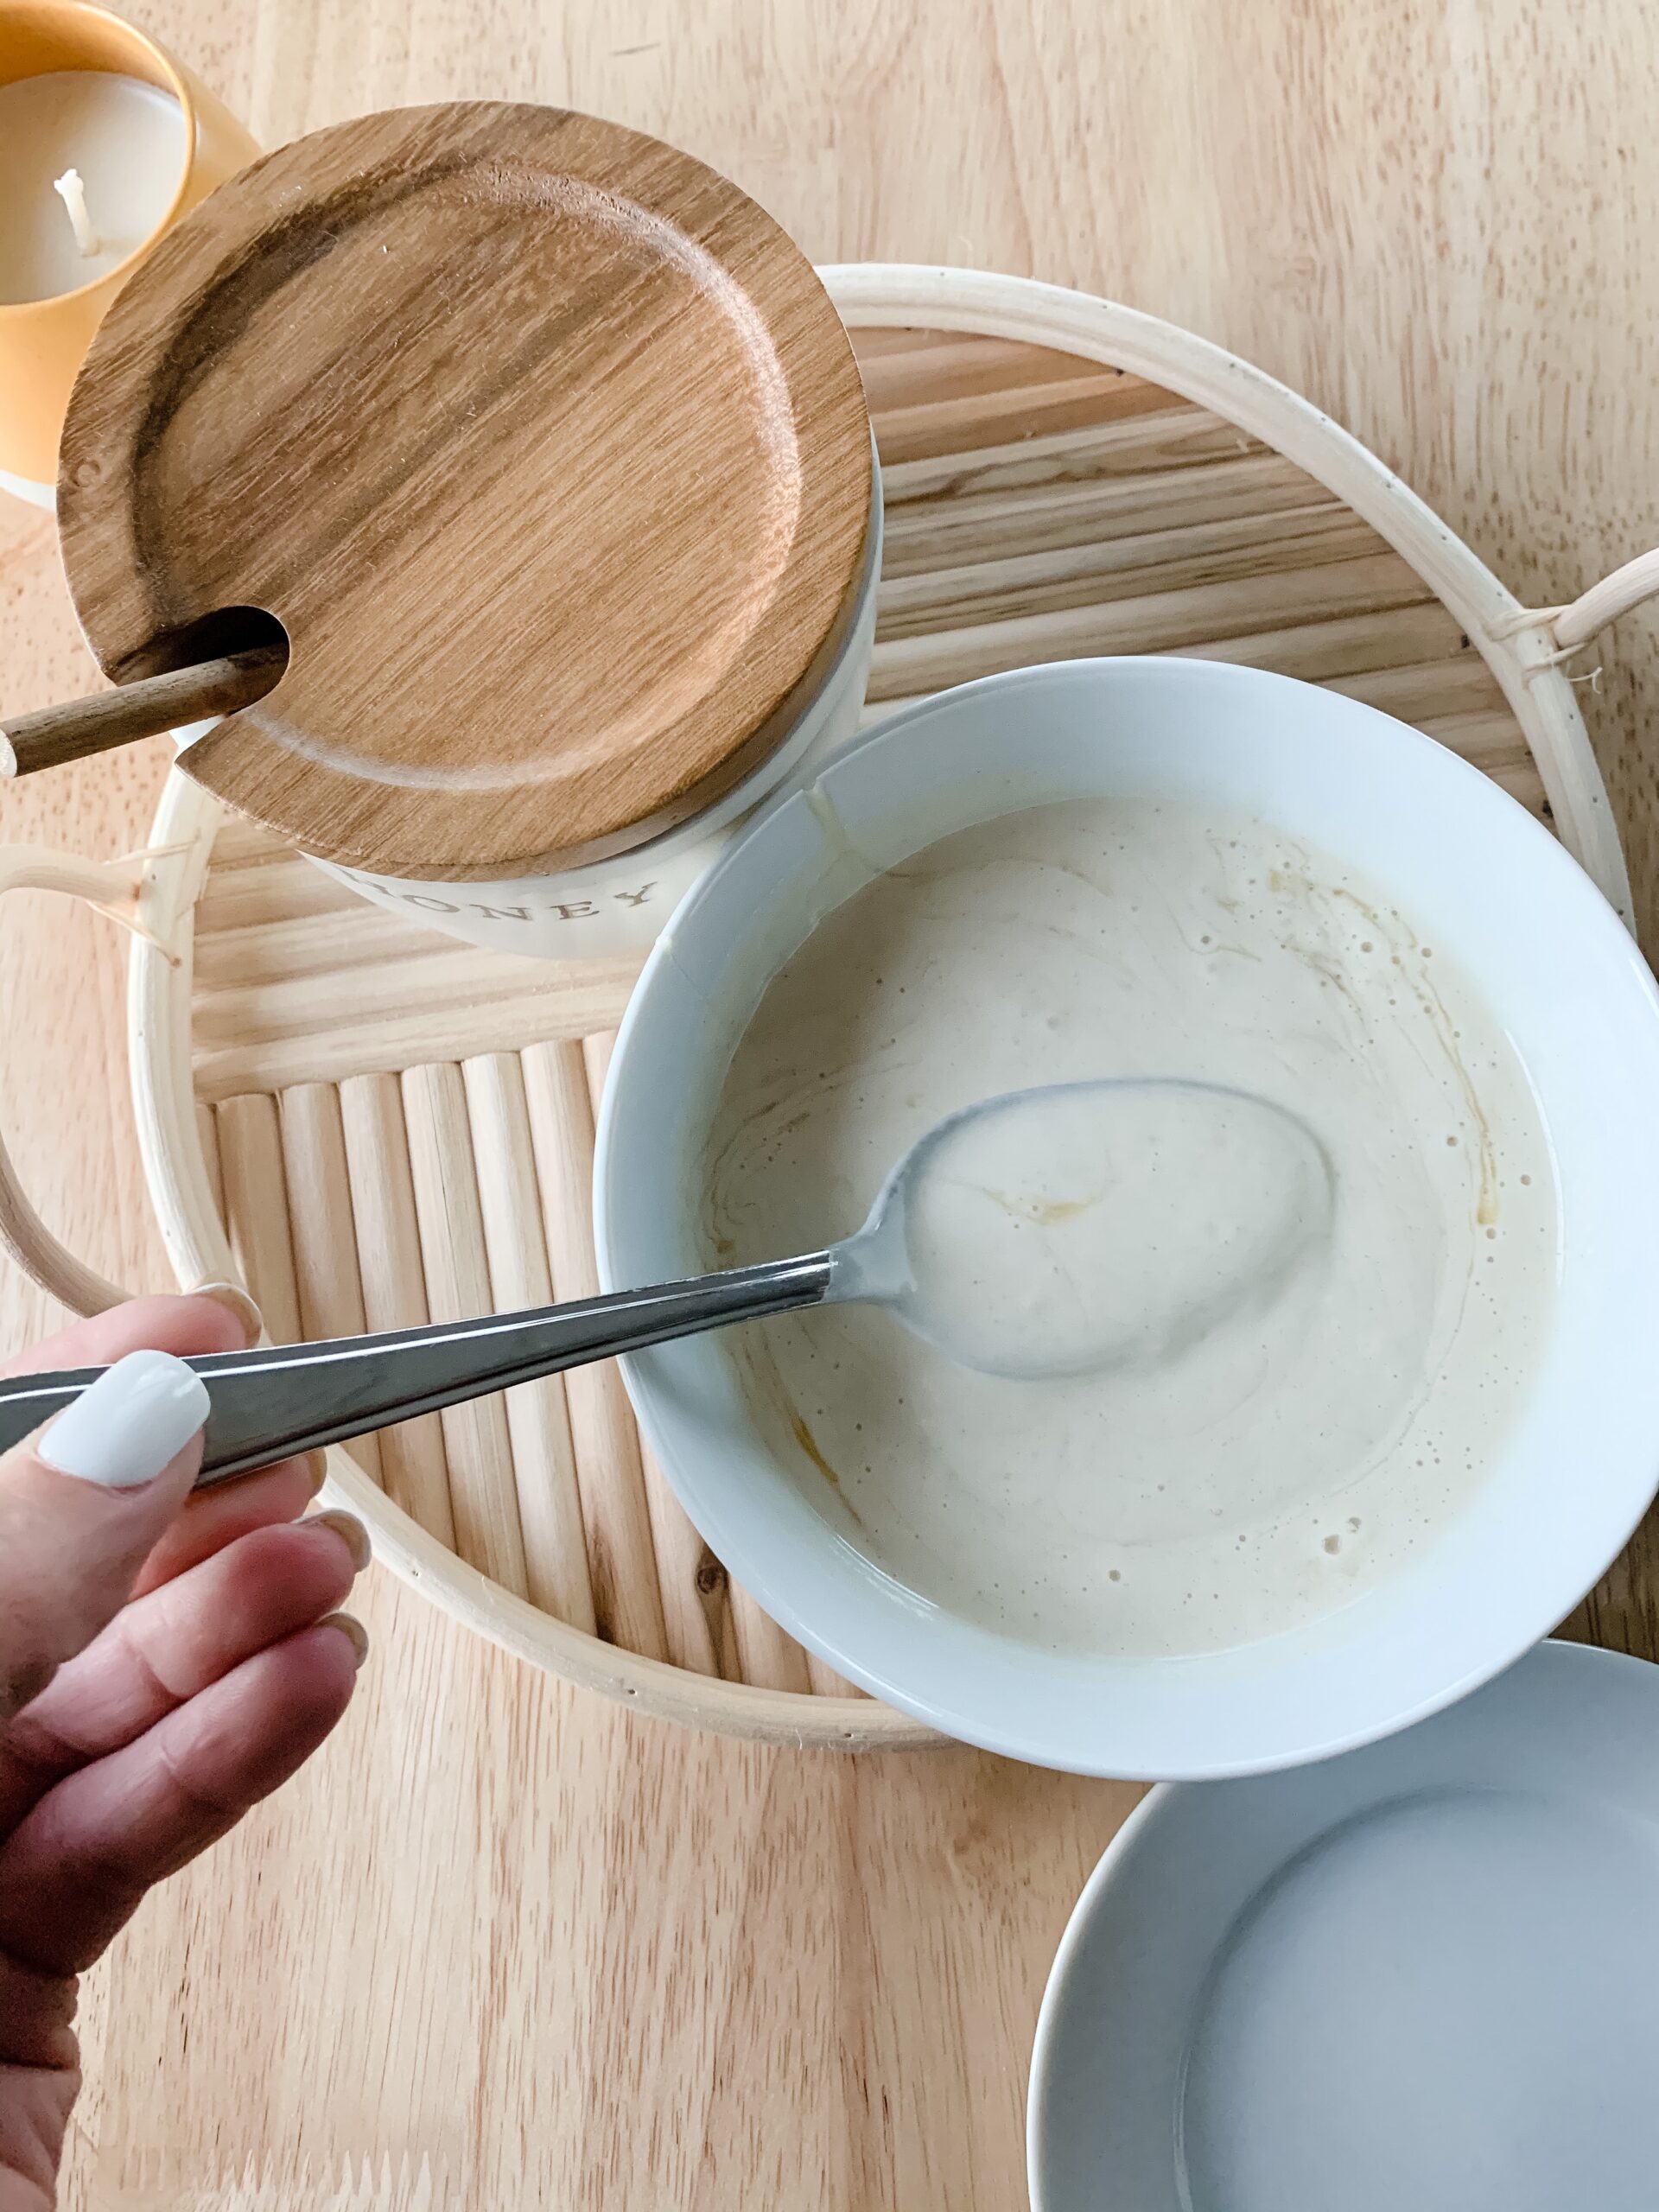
xmin=0 ymin=1 xmax=257 ymax=499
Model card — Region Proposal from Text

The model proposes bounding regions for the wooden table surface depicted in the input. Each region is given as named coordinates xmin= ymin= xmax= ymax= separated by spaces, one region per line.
xmin=3 ymin=5 xmax=1658 ymax=2205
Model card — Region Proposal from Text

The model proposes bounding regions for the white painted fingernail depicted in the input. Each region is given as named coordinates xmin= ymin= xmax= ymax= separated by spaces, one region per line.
xmin=38 ymin=1349 xmax=210 ymax=1489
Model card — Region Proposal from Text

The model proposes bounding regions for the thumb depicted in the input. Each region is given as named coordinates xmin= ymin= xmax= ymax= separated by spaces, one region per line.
xmin=0 ymin=1350 xmax=209 ymax=1720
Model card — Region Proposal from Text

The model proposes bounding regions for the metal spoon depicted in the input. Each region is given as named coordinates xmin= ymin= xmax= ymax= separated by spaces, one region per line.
xmin=0 ymin=1079 xmax=1331 ymax=1488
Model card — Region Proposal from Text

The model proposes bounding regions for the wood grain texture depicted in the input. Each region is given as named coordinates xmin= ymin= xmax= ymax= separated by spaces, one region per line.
xmin=276 ymin=1081 xmax=383 ymax=1481
xmin=2 ymin=6 xmax=1657 ymax=2206
xmin=460 ymin=1050 xmax=598 ymax=1631
xmin=519 ymin=1038 xmax=669 ymax=1662
xmin=400 ymin=1061 xmax=531 ymax=1594
xmin=194 ymin=1098 xmax=225 ymax=1226
xmin=335 ymin=1071 xmax=458 ymax=1546
xmin=212 ymin=1091 xmax=301 ymax=1344
xmin=57 ymin=102 xmax=874 ymax=881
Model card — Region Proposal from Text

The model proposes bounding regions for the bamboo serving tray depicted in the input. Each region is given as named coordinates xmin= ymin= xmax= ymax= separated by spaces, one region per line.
xmin=3 ymin=267 xmax=1656 ymax=1750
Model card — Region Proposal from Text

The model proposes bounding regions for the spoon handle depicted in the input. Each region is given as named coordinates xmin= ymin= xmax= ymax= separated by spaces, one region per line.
xmin=0 ymin=1254 xmax=836 ymax=1487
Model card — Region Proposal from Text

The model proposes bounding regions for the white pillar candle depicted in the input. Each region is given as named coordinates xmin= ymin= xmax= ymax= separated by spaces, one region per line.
xmin=0 ymin=71 xmax=188 ymax=305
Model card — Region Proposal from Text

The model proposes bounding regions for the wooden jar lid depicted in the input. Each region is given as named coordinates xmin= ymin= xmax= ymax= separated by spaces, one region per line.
xmin=56 ymin=103 xmax=873 ymax=881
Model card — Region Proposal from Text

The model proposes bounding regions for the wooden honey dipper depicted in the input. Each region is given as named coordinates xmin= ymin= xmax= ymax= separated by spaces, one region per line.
xmin=0 ymin=632 xmax=287 ymax=778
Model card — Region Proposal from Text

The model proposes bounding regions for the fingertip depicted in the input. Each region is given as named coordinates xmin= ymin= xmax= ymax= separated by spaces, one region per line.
xmin=305 ymin=1509 xmax=371 ymax=1575
xmin=263 ymin=1618 xmax=365 ymax=1751
xmin=225 ymin=1620 xmax=361 ymax=1782
xmin=276 ymin=1616 xmax=366 ymax=1707
xmin=316 ymin=1611 xmax=370 ymax=1670
xmin=188 ymin=1281 xmax=264 ymax=1348
xmin=207 ymin=1516 xmax=360 ymax=1628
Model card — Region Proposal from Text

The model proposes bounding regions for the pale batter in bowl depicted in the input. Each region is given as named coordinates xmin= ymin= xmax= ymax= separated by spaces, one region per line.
xmin=702 ymin=796 xmax=1557 ymax=1659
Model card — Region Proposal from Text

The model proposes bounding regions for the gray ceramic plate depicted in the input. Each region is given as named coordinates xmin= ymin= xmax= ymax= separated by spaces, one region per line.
xmin=1029 ymin=1640 xmax=1659 ymax=2211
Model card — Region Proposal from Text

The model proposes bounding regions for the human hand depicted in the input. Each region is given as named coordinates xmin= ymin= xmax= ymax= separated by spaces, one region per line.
xmin=0 ymin=1293 xmax=369 ymax=2211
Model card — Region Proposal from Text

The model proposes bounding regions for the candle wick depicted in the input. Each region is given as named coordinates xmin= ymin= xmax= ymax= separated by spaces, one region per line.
xmin=53 ymin=168 xmax=101 ymax=260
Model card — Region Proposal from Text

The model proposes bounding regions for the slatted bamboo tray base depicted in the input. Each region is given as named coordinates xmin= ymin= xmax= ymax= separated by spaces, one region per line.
xmin=185 ymin=315 xmax=1559 ymax=1739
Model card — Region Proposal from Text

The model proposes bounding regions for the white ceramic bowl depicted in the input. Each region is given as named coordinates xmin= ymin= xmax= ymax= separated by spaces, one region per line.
xmin=1027 ymin=1641 xmax=1659 ymax=2210
xmin=594 ymin=657 xmax=1659 ymax=1777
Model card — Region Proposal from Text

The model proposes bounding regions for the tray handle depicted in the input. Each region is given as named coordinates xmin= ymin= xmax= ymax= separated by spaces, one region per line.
xmin=0 ymin=844 xmax=149 ymax=1316
xmin=1549 ymin=549 xmax=1659 ymax=652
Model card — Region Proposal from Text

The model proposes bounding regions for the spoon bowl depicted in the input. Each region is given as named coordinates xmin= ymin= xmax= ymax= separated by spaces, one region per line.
xmin=836 ymin=1078 xmax=1335 ymax=1381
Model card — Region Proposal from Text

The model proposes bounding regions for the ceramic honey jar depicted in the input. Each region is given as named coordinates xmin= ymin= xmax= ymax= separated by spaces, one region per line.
xmin=51 ymin=100 xmax=880 ymax=957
